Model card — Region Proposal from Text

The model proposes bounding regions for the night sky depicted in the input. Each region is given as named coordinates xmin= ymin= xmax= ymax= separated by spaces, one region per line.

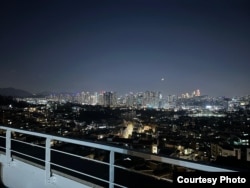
xmin=1 ymin=0 xmax=250 ymax=97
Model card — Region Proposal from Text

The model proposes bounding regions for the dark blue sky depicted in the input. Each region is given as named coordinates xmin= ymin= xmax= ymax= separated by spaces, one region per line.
xmin=1 ymin=0 xmax=250 ymax=97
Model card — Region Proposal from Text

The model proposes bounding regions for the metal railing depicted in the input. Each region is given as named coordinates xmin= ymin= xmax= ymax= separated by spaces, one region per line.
xmin=0 ymin=126 xmax=235 ymax=188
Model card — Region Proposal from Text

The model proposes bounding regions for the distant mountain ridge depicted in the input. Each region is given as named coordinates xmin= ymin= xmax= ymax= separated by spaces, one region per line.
xmin=0 ymin=87 xmax=80 ymax=98
xmin=0 ymin=87 xmax=34 ymax=97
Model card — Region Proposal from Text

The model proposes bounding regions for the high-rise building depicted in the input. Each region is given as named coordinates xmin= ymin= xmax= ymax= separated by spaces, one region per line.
xmin=103 ymin=91 xmax=117 ymax=107
xmin=196 ymin=89 xmax=201 ymax=96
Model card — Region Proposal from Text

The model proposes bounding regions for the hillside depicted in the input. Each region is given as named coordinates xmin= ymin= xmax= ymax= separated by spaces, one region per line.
xmin=0 ymin=87 xmax=34 ymax=97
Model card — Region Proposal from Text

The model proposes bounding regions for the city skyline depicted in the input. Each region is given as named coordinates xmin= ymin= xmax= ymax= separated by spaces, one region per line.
xmin=1 ymin=0 xmax=250 ymax=98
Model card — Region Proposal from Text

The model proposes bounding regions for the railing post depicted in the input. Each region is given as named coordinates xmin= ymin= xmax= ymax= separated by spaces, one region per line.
xmin=109 ymin=150 xmax=114 ymax=188
xmin=6 ymin=129 xmax=12 ymax=163
xmin=45 ymin=137 xmax=51 ymax=184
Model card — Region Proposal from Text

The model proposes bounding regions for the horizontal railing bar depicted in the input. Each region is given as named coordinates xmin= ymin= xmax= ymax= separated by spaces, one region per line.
xmin=0 ymin=146 xmax=5 ymax=150
xmin=0 ymin=135 xmax=5 ymax=139
xmin=113 ymin=164 xmax=130 ymax=170
xmin=50 ymin=148 xmax=109 ymax=166
xmin=80 ymin=156 xmax=109 ymax=166
xmin=112 ymin=183 xmax=127 ymax=188
xmin=0 ymin=126 xmax=126 ymax=153
xmin=113 ymin=163 xmax=173 ymax=183
xmin=11 ymin=138 xmax=45 ymax=149
xmin=50 ymin=148 xmax=84 ymax=158
xmin=12 ymin=150 xmax=45 ymax=163
xmin=50 ymin=162 xmax=111 ymax=185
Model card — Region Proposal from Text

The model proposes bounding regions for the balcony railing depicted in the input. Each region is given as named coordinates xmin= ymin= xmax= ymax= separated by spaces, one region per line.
xmin=0 ymin=125 xmax=235 ymax=188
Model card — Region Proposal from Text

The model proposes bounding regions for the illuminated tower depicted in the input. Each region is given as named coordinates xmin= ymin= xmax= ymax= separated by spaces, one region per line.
xmin=196 ymin=89 xmax=200 ymax=96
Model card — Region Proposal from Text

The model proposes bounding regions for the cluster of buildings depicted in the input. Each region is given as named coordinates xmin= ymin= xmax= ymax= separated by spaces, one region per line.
xmin=23 ymin=90 xmax=202 ymax=108
xmin=19 ymin=89 xmax=250 ymax=112
xmin=1 ymin=91 xmax=250 ymax=171
xmin=42 ymin=90 xmax=177 ymax=108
